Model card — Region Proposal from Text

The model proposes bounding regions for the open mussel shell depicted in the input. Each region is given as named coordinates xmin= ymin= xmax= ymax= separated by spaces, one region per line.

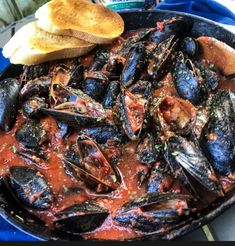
xmin=54 ymin=202 xmax=109 ymax=234
xmin=200 ymin=90 xmax=235 ymax=175
xmin=21 ymin=63 xmax=50 ymax=82
xmin=89 ymin=48 xmax=110 ymax=72
xmin=119 ymin=89 xmax=147 ymax=141
xmin=64 ymin=135 xmax=121 ymax=193
xmin=115 ymin=192 xmax=192 ymax=233
xmin=147 ymin=35 xmax=179 ymax=80
xmin=165 ymin=135 xmax=223 ymax=197
xmin=7 ymin=166 xmax=53 ymax=210
xmin=20 ymin=77 xmax=51 ymax=100
xmin=0 ymin=78 xmax=21 ymax=132
xmin=150 ymin=95 xmax=197 ymax=136
xmin=41 ymin=85 xmax=109 ymax=128
xmin=22 ymin=96 xmax=48 ymax=118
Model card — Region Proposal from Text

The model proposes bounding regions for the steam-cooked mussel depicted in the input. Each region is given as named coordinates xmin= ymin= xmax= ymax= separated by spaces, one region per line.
xmin=67 ymin=64 xmax=85 ymax=89
xmin=21 ymin=63 xmax=50 ymax=82
xmin=0 ymin=78 xmax=21 ymax=132
xmin=54 ymin=202 xmax=109 ymax=234
xmin=173 ymin=52 xmax=205 ymax=105
xmin=89 ymin=49 xmax=110 ymax=71
xmin=146 ymin=161 xmax=174 ymax=193
xmin=147 ymin=35 xmax=178 ymax=80
xmin=151 ymin=95 xmax=197 ymax=136
xmin=119 ymin=89 xmax=147 ymax=140
xmin=148 ymin=17 xmax=190 ymax=44
xmin=195 ymin=61 xmax=219 ymax=93
xmin=82 ymin=71 xmax=109 ymax=102
xmin=22 ymin=97 xmax=47 ymax=118
xmin=80 ymin=125 xmax=123 ymax=145
xmin=181 ymin=37 xmax=198 ymax=58
xmin=20 ymin=77 xmax=51 ymax=100
xmin=102 ymin=81 xmax=120 ymax=109
xmin=15 ymin=120 xmax=48 ymax=149
xmin=200 ymin=90 xmax=235 ymax=175
xmin=120 ymin=42 xmax=147 ymax=87
xmin=136 ymin=130 xmax=161 ymax=165
xmin=42 ymin=85 xmax=109 ymax=128
xmin=165 ymin=135 xmax=223 ymax=197
xmin=8 ymin=166 xmax=53 ymax=209
xmin=115 ymin=193 xmax=192 ymax=233
xmin=129 ymin=80 xmax=152 ymax=99
xmin=64 ymin=135 xmax=120 ymax=193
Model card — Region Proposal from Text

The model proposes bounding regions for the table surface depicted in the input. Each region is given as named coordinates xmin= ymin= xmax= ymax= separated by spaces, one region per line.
xmin=0 ymin=15 xmax=235 ymax=241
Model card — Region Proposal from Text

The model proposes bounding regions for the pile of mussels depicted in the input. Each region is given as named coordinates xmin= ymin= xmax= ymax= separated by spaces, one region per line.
xmin=0 ymin=17 xmax=234 ymax=237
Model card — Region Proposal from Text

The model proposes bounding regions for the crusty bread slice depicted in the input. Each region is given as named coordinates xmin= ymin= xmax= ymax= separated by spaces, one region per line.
xmin=35 ymin=0 xmax=124 ymax=44
xmin=3 ymin=21 xmax=95 ymax=65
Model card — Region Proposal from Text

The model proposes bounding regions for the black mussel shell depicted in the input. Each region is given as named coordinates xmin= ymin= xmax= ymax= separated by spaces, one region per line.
xmin=15 ymin=120 xmax=48 ymax=149
xmin=82 ymin=71 xmax=109 ymax=102
xmin=0 ymin=78 xmax=21 ymax=132
xmin=22 ymin=97 xmax=47 ymax=118
xmin=121 ymin=42 xmax=147 ymax=87
xmin=54 ymin=202 xmax=109 ymax=234
xmin=181 ymin=37 xmax=198 ymax=58
xmin=21 ymin=63 xmax=49 ymax=82
xmin=115 ymin=192 xmax=191 ymax=233
xmin=8 ymin=166 xmax=53 ymax=209
xmin=200 ymin=90 xmax=235 ymax=175
xmin=80 ymin=125 xmax=122 ymax=145
xmin=102 ymin=81 xmax=120 ymax=109
xmin=173 ymin=52 xmax=205 ymax=105
xmin=20 ymin=77 xmax=51 ymax=100
xmin=89 ymin=49 xmax=110 ymax=71
xmin=165 ymin=135 xmax=223 ymax=197
xmin=119 ymin=89 xmax=147 ymax=141
xmin=67 ymin=64 xmax=85 ymax=89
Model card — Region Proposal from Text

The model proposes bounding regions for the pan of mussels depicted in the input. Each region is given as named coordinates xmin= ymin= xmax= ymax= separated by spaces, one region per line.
xmin=0 ymin=10 xmax=235 ymax=241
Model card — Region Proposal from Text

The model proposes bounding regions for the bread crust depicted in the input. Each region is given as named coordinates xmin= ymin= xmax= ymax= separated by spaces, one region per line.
xmin=35 ymin=0 xmax=124 ymax=44
xmin=3 ymin=22 xmax=95 ymax=65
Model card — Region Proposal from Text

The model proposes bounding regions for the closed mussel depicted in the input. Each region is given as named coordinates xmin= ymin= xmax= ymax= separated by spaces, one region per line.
xmin=173 ymin=52 xmax=205 ymax=105
xmin=120 ymin=42 xmax=147 ymax=87
xmin=54 ymin=202 xmax=109 ymax=234
xmin=115 ymin=192 xmax=192 ymax=233
xmin=8 ymin=166 xmax=53 ymax=209
xmin=165 ymin=135 xmax=223 ymax=197
xmin=15 ymin=120 xmax=48 ymax=149
xmin=200 ymin=90 xmax=235 ymax=175
xmin=82 ymin=71 xmax=109 ymax=102
xmin=0 ymin=78 xmax=21 ymax=132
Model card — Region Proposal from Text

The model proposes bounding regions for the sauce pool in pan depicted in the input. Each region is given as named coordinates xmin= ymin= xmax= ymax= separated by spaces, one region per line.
xmin=0 ymin=17 xmax=235 ymax=240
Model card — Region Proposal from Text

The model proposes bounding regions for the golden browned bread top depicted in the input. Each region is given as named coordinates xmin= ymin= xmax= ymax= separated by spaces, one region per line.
xmin=47 ymin=0 xmax=124 ymax=39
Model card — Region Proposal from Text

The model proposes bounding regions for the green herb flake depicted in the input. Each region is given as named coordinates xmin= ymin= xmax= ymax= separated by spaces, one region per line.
xmin=111 ymin=175 xmax=117 ymax=183
xmin=171 ymin=151 xmax=180 ymax=156
xmin=12 ymin=145 xmax=17 ymax=154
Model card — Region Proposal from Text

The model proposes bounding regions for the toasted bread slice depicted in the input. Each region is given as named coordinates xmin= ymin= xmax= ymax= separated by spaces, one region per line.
xmin=3 ymin=21 xmax=95 ymax=65
xmin=35 ymin=0 xmax=124 ymax=44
